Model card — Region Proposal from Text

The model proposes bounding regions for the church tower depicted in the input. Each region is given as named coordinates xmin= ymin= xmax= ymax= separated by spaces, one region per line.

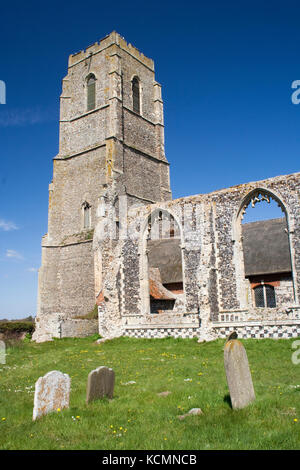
xmin=34 ymin=32 xmax=171 ymax=341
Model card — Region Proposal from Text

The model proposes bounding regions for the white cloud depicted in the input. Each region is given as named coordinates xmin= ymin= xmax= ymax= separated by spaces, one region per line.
xmin=0 ymin=219 xmax=18 ymax=231
xmin=6 ymin=249 xmax=24 ymax=260
xmin=0 ymin=106 xmax=56 ymax=128
xmin=27 ymin=267 xmax=38 ymax=272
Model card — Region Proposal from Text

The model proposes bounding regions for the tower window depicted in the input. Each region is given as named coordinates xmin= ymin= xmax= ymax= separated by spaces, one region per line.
xmin=87 ymin=74 xmax=96 ymax=111
xmin=254 ymin=284 xmax=276 ymax=308
xmin=132 ymin=76 xmax=140 ymax=114
xmin=83 ymin=202 xmax=91 ymax=229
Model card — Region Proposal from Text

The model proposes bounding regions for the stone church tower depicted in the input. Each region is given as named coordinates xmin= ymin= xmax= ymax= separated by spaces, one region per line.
xmin=33 ymin=32 xmax=171 ymax=341
xmin=33 ymin=31 xmax=300 ymax=344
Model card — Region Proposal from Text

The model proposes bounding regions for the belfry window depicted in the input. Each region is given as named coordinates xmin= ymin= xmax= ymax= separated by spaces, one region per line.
xmin=254 ymin=284 xmax=276 ymax=308
xmin=132 ymin=76 xmax=140 ymax=114
xmin=87 ymin=74 xmax=96 ymax=111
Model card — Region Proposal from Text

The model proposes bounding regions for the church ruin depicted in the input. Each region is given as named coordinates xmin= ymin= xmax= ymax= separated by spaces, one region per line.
xmin=33 ymin=32 xmax=300 ymax=342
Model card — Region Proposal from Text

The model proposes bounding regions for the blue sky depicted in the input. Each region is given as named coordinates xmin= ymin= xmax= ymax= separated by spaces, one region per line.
xmin=0 ymin=0 xmax=300 ymax=318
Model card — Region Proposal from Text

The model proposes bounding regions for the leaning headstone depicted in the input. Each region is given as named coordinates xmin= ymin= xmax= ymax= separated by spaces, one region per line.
xmin=33 ymin=370 xmax=71 ymax=421
xmin=86 ymin=366 xmax=115 ymax=403
xmin=224 ymin=339 xmax=255 ymax=410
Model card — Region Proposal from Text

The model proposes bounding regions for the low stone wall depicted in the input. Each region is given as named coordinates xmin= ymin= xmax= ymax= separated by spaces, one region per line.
xmin=60 ymin=319 xmax=98 ymax=338
xmin=33 ymin=314 xmax=98 ymax=342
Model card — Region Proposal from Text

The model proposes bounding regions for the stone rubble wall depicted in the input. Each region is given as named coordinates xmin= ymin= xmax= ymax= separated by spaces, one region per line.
xmin=34 ymin=32 xmax=300 ymax=343
xmin=94 ymin=171 xmax=300 ymax=341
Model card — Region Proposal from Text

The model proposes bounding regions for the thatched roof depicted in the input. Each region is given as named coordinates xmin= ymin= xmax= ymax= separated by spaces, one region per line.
xmin=147 ymin=218 xmax=291 ymax=284
xmin=242 ymin=217 xmax=291 ymax=276
xmin=147 ymin=238 xmax=182 ymax=284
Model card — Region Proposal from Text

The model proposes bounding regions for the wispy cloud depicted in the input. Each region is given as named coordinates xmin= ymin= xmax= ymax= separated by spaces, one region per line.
xmin=0 ymin=106 xmax=57 ymax=128
xmin=27 ymin=267 xmax=38 ymax=272
xmin=0 ymin=219 xmax=18 ymax=231
xmin=6 ymin=249 xmax=24 ymax=260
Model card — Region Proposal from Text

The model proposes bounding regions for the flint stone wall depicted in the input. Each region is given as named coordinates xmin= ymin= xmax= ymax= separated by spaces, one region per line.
xmin=96 ymin=172 xmax=300 ymax=340
xmin=35 ymin=32 xmax=300 ymax=343
xmin=35 ymin=32 xmax=172 ymax=342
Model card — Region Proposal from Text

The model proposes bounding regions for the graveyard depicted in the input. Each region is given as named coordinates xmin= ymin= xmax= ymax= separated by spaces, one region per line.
xmin=0 ymin=335 xmax=300 ymax=450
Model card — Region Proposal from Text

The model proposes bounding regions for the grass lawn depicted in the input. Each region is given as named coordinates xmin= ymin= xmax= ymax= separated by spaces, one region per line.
xmin=0 ymin=335 xmax=300 ymax=450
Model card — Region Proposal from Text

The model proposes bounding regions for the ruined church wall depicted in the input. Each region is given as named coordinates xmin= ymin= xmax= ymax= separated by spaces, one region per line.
xmin=101 ymin=172 xmax=300 ymax=339
xmin=274 ymin=277 xmax=295 ymax=306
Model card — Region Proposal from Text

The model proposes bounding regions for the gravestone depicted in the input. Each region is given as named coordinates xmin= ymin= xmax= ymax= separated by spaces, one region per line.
xmin=33 ymin=370 xmax=71 ymax=420
xmin=86 ymin=366 xmax=115 ymax=403
xmin=224 ymin=339 xmax=255 ymax=410
xmin=0 ymin=340 xmax=5 ymax=364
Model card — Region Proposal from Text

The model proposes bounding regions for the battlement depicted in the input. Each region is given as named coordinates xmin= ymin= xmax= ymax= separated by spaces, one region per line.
xmin=68 ymin=31 xmax=154 ymax=70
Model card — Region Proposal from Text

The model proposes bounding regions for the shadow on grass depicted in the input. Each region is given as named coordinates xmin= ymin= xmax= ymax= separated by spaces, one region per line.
xmin=223 ymin=394 xmax=232 ymax=409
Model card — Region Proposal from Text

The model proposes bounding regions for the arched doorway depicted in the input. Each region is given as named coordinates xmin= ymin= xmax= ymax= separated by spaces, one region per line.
xmin=140 ymin=209 xmax=185 ymax=314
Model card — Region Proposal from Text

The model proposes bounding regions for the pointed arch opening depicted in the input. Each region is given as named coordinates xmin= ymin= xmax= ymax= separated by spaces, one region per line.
xmin=234 ymin=189 xmax=295 ymax=309
xmin=141 ymin=209 xmax=185 ymax=314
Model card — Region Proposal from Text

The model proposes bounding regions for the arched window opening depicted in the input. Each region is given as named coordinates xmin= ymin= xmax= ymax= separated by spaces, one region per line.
xmin=238 ymin=190 xmax=294 ymax=308
xmin=254 ymin=284 xmax=276 ymax=308
xmin=132 ymin=76 xmax=140 ymax=114
xmin=144 ymin=210 xmax=185 ymax=314
xmin=83 ymin=202 xmax=91 ymax=229
xmin=87 ymin=74 xmax=96 ymax=111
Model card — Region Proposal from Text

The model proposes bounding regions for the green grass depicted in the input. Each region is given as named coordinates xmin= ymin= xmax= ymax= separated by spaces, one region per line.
xmin=1 ymin=336 xmax=300 ymax=450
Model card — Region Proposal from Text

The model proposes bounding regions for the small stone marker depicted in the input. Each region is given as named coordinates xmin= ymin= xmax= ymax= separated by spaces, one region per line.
xmin=157 ymin=391 xmax=172 ymax=397
xmin=86 ymin=366 xmax=115 ymax=403
xmin=224 ymin=339 xmax=255 ymax=410
xmin=178 ymin=408 xmax=203 ymax=420
xmin=33 ymin=370 xmax=70 ymax=421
